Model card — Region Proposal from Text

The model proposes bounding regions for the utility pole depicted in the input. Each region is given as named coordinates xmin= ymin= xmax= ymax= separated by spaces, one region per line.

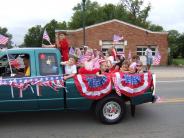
xmin=82 ymin=0 xmax=86 ymax=46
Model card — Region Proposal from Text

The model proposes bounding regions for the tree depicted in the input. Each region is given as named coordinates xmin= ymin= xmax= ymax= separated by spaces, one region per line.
xmin=68 ymin=0 xmax=100 ymax=29
xmin=24 ymin=25 xmax=43 ymax=47
xmin=177 ymin=33 xmax=184 ymax=58
xmin=68 ymin=0 xmax=157 ymax=31
xmin=68 ymin=1 xmax=130 ymax=29
xmin=148 ymin=24 xmax=164 ymax=32
xmin=120 ymin=0 xmax=151 ymax=28
xmin=44 ymin=19 xmax=68 ymax=44
xmin=168 ymin=30 xmax=180 ymax=58
xmin=24 ymin=20 xmax=68 ymax=47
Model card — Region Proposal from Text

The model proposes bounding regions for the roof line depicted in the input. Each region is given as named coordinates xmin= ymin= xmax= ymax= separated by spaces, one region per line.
xmin=55 ymin=19 xmax=168 ymax=35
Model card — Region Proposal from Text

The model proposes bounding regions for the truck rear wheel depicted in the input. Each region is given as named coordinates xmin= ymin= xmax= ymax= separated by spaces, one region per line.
xmin=95 ymin=94 xmax=126 ymax=124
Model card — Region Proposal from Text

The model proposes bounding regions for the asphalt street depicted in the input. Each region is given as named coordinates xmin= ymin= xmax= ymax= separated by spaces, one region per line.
xmin=0 ymin=79 xmax=184 ymax=138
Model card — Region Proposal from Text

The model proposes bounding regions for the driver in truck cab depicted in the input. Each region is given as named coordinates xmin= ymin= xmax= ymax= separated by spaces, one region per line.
xmin=16 ymin=54 xmax=30 ymax=77
xmin=23 ymin=54 xmax=30 ymax=77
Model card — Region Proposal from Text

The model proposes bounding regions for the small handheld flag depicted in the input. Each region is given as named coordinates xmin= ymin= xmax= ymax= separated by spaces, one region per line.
xmin=69 ymin=47 xmax=75 ymax=56
xmin=43 ymin=29 xmax=51 ymax=43
xmin=113 ymin=34 xmax=123 ymax=44
xmin=153 ymin=50 xmax=161 ymax=65
xmin=128 ymin=50 xmax=132 ymax=61
xmin=0 ymin=34 xmax=9 ymax=45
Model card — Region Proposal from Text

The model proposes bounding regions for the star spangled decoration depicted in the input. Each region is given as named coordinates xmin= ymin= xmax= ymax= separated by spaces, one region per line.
xmin=86 ymin=76 xmax=107 ymax=88
xmin=113 ymin=72 xmax=153 ymax=97
xmin=0 ymin=75 xmax=65 ymax=98
xmin=123 ymin=74 xmax=141 ymax=85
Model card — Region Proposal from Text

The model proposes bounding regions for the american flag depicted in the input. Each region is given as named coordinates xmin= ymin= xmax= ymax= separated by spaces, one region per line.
xmin=0 ymin=34 xmax=9 ymax=45
xmin=128 ymin=50 xmax=132 ymax=61
xmin=43 ymin=29 xmax=50 ymax=42
xmin=112 ymin=48 xmax=117 ymax=58
xmin=10 ymin=59 xmax=21 ymax=69
xmin=113 ymin=34 xmax=123 ymax=43
xmin=69 ymin=47 xmax=75 ymax=56
xmin=153 ymin=51 xmax=161 ymax=65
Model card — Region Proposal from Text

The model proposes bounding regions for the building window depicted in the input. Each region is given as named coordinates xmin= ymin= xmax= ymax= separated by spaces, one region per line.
xmin=136 ymin=46 xmax=156 ymax=56
xmin=39 ymin=53 xmax=59 ymax=76
xmin=101 ymin=40 xmax=125 ymax=55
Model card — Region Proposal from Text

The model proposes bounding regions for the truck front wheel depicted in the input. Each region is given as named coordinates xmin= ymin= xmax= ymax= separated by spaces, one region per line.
xmin=95 ymin=94 xmax=126 ymax=124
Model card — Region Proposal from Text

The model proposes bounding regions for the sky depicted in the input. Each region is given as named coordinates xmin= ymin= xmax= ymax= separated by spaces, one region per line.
xmin=0 ymin=0 xmax=184 ymax=45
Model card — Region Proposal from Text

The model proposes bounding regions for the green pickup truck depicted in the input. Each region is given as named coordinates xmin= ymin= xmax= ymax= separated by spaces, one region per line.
xmin=0 ymin=48 xmax=156 ymax=124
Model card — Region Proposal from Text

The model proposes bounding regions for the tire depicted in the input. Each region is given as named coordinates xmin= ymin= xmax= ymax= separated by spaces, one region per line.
xmin=95 ymin=94 xmax=126 ymax=124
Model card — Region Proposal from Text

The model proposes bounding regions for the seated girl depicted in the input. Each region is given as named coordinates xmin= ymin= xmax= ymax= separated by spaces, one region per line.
xmin=120 ymin=60 xmax=130 ymax=73
xmin=96 ymin=60 xmax=109 ymax=77
xmin=78 ymin=51 xmax=99 ymax=74
xmin=129 ymin=55 xmax=140 ymax=74
xmin=136 ymin=61 xmax=143 ymax=73
xmin=61 ymin=57 xmax=77 ymax=80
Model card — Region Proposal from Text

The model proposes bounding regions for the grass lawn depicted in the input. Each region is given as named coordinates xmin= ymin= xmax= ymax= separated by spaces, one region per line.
xmin=173 ymin=58 xmax=184 ymax=65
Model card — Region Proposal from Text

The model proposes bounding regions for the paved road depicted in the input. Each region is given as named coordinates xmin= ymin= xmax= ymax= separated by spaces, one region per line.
xmin=152 ymin=66 xmax=184 ymax=79
xmin=0 ymin=79 xmax=184 ymax=138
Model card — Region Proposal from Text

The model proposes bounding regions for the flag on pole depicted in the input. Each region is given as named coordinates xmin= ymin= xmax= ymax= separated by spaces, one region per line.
xmin=69 ymin=47 xmax=75 ymax=56
xmin=128 ymin=50 xmax=132 ymax=61
xmin=0 ymin=34 xmax=9 ymax=45
xmin=153 ymin=50 xmax=161 ymax=65
xmin=112 ymin=47 xmax=117 ymax=58
xmin=10 ymin=59 xmax=21 ymax=69
xmin=43 ymin=29 xmax=50 ymax=42
xmin=113 ymin=34 xmax=123 ymax=43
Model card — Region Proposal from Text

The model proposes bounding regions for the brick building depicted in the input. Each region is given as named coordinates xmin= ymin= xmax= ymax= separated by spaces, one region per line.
xmin=56 ymin=19 xmax=168 ymax=65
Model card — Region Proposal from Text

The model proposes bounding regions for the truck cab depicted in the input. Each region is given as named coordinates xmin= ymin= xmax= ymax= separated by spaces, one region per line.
xmin=0 ymin=48 xmax=155 ymax=124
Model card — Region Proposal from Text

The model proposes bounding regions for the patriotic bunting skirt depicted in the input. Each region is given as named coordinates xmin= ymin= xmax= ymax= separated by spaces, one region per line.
xmin=74 ymin=74 xmax=112 ymax=100
xmin=112 ymin=72 xmax=153 ymax=97
xmin=0 ymin=75 xmax=64 ymax=98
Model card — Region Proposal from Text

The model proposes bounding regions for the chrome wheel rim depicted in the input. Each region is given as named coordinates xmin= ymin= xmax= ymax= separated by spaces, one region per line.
xmin=103 ymin=101 xmax=121 ymax=120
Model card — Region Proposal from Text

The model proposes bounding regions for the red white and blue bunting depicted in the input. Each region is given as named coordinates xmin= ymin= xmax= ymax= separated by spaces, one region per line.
xmin=112 ymin=72 xmax=153 ymax=97
xmin=74 ymin=74 xmax=112 ymax=100
xmin=0 ymin=75 xmax=64 ymax=98
xmin=0 ymin=73 xmax=153 ymax=99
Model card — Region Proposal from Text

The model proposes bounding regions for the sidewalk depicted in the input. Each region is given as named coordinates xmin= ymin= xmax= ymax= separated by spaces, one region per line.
xmin=151 ymin=66 xmax=184 ymax=79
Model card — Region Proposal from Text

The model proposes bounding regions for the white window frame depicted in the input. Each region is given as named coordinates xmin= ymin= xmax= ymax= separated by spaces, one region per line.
xmin=136 ymin=45 xmax=157 ymax=56
xmin=101 ymin=40 xmax=125 ymax=55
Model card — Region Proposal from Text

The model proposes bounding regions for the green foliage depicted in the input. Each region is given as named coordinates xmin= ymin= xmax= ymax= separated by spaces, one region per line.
xmin=117 ymin=0 xmax=151 ymax=28
xmin=177 ymin=33 xmax=184 ymax=58
xmin=68 ymin=0 xmax=160 ymax=30
xmin=23 ymin=0 xmax=168 ymax=47
xmin=24 ymin=25 xmax=43 ymax=47
xmin=44 ymin=19 xmax=68 ymax=44
xmin=148 ymin=24 xmax=164 ymax=32
xmin=173 ymin=58 xmax=184 ymax=65
xmin=168 ymin=30 xmax=180 ymax=58
xmin=24 ymin=20 xmax=68 ymax=47
xmin=69 ymin=0 xmax=100 ymax=29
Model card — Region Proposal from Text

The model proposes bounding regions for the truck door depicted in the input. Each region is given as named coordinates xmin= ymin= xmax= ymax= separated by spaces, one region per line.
xmin=0 ymin=52 xmax=38 ymax=112
xmin=35 ymin=49 xmax=65 ymax=110
xmin=65 ymin=78 xmax=93 ymax=110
